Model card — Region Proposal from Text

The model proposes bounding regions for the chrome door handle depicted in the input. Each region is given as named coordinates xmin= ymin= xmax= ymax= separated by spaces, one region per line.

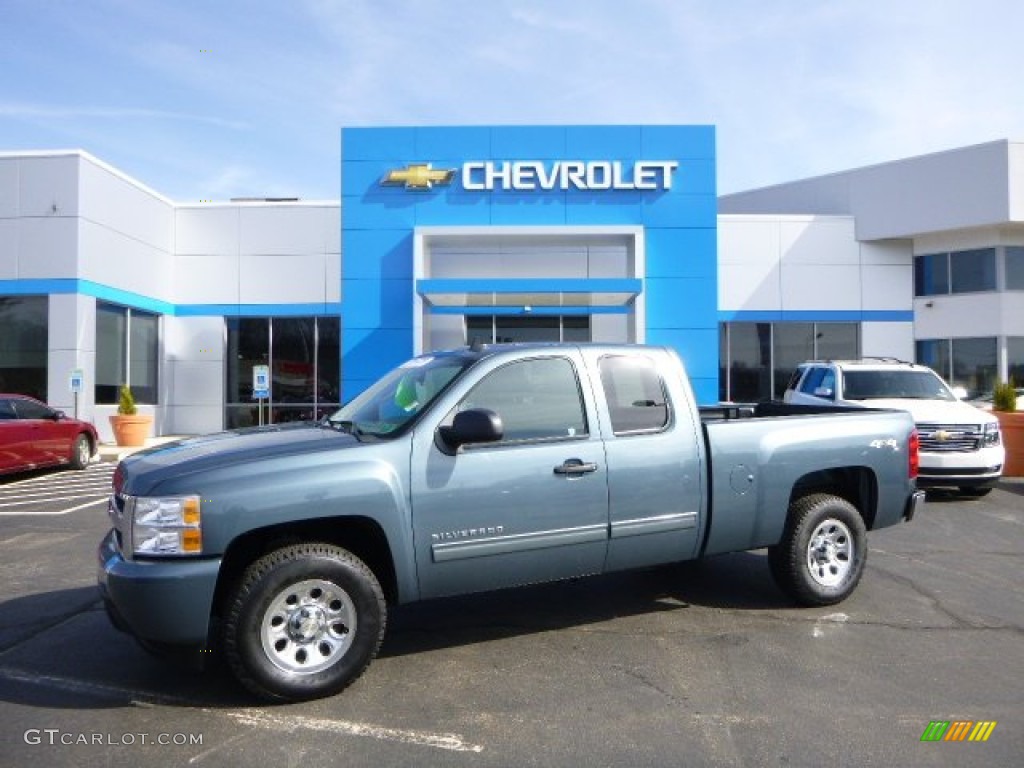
xmin=554 ymin=459 xmax=598 ymax=475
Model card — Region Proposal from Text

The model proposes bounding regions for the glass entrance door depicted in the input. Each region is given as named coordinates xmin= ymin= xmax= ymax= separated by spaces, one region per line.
xmin=467 ymin=316 xmax=590 ymax=344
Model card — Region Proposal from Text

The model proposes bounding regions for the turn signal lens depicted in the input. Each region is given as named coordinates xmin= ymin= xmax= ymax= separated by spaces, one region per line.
xmin=909 ymin=430 xmax=920 ymax=479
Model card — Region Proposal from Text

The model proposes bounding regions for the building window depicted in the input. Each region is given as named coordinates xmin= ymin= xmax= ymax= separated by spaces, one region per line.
xmin=950 ymin=248 xmax=996 ymax=293
xmin=915 ymin=248 xmax=997 ymax=296
xmin=1006 ymin=247 xmax=1024 ymax=290
xmin=914 ymin=253 xmax=949 ymax=297
xmin=1009 ymin=337 xmax=1024 ymax=385
xmin=719 ymin=322 xmax=860 ymax=402
xmin=0 ymin=296 xmax=48 ymax=401
xmin=95 ymin=303 xmax=159 ymax=404
xmin=915 ymin=337 xmax=997 ymax=398
xmin=466 ymin=315 xmax=591 ymax=344
xmin=225 ymin=316 xmax=340 ymax=428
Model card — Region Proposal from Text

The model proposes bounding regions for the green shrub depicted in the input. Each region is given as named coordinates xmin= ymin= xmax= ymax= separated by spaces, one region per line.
xmin=117 ymin=385 xmax=138 ymax=415
xmin=992 ymin=380 xmax=1017 ymax=412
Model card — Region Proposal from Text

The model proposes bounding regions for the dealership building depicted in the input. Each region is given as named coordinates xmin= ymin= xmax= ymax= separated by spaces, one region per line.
xmin=1 ymin=126 xmax=1022 ymax=442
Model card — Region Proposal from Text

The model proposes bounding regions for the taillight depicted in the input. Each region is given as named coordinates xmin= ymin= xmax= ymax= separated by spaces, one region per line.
xmin=909 ymin=430 xmax=919 ymax=479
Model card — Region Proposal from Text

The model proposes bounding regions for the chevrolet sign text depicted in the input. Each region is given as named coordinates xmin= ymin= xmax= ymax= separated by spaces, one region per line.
xmin=462 ymin=160 xmax=678 ymax=191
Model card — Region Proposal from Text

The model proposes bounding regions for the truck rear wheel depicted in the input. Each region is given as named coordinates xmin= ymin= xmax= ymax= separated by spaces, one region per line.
xmin=767 ymin=494 xmax=867 ymax=607
xmin=223 ymin=542 xmax=386 ymax=702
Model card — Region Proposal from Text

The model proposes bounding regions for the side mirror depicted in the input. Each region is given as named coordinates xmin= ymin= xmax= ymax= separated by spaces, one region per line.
xmin=52 ymin=410 xmax=66 ymax=421
xmin=438 ymin=408 xmax=503 ymax=450
xmin=951 ymin=386 xmax=968 ymax=400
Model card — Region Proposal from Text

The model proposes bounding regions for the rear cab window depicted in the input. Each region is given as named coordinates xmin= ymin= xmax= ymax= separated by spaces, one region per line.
xmin=599 ymin=355 xmax=670 ymax=435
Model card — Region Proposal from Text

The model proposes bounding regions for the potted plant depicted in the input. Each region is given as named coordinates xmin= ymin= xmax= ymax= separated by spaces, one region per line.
xmin=993 ymin=380 xmax=1023 ymax=477
xmin=109 ymin=384 xmax=153 ymax=447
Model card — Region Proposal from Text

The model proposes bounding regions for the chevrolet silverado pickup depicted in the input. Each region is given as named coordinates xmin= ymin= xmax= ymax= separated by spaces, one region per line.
xmin=99 ymin=343 xmax=923 ymax=701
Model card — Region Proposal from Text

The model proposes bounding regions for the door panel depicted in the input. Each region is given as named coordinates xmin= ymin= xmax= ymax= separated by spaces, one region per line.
xmin=409 ymin=353 xmax=609 ymax=598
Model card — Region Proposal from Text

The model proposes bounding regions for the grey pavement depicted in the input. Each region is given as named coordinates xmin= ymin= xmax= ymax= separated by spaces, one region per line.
xmin=0 ymin=474 xmax=1020 ymax=767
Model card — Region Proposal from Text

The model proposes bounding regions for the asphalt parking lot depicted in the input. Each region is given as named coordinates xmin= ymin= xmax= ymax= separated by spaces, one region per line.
xmin=0 ymin=466 xmax=1020 ymax=768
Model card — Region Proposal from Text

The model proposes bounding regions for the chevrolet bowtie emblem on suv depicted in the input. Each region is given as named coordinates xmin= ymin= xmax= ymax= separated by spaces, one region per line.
xmin=381 ymin=163 xmax=456 ymax=190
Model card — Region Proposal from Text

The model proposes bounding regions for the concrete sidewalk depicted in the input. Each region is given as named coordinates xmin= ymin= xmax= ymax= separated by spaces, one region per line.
xmin=96 ymin=435 xmax=193 ymax=463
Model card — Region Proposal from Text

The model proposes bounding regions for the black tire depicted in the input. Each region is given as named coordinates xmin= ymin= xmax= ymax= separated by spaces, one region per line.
xmin=956 ymin=487 xmax=992 ymax=498
xmin=223 ymin=542 xmax=386 ymax=702
xmin=767 ymin=494 xmax=867 ymax=607
xmin=69 ymin=434 xmax=91 ymax=470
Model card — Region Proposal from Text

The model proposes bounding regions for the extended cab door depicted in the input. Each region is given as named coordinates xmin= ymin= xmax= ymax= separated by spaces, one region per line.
xmin=586 ymin=350 xmax=705 ymax=570
xmin=409 ymin=352 xmax=609 ymax=599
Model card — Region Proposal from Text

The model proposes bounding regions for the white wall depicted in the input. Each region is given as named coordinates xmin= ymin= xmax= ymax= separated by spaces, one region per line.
xmin=163 ymin=316 xmax=225 ymax=435
xmin=173 ymin=203 xmax=340 ymax=306
xmin=720 ymin=140 xmax=1015 ymax=241
xmin=77 ymin=155 xmax=175 ymax=301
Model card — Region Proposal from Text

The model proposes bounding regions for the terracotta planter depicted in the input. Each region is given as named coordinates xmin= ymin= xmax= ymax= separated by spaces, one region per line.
xmin=109 ymin=414 xmax=153 ymax=447
xmin=996 ymin=411 xmax=1024 ymax=477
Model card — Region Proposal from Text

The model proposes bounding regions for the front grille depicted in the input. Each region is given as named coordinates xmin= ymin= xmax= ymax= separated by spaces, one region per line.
xmin=917 ymin=423 xmax=982 ymax=453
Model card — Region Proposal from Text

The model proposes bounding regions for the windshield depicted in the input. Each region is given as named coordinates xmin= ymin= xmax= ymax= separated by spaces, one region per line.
xmin=325 ymin=354 xmax=473 ymax=437
xmin=842 ymin=369 xmax=957 ymax=401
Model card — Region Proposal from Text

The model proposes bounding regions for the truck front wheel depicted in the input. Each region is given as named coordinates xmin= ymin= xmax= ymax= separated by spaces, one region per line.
xmin=767 ymin=494 xmax=867 ymax=607
xmin=223 ymin=542 xmax=386 ymax=701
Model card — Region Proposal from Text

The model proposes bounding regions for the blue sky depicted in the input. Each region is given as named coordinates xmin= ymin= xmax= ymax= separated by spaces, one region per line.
xmin=2 ymin=0 xmax=1022 ymax=201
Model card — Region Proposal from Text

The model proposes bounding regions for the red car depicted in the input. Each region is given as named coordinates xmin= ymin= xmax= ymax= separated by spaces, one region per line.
xmin=0 ymin=394 xmax=98 ymax=476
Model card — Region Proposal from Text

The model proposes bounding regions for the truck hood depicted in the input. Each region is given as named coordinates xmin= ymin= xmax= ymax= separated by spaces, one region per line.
xmin=117 ymin=423 xmax=361 ymax=494
xmin=848 ymin=398 xmax=997 ymax=425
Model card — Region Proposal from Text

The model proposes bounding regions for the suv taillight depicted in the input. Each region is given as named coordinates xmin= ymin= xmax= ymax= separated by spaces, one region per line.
xmin=909 ymin=430 xmax=919 ymax=479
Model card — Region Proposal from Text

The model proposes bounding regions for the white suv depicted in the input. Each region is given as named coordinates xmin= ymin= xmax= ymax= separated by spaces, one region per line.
xmin=784 ymin=360 xmax=1004 ymax=497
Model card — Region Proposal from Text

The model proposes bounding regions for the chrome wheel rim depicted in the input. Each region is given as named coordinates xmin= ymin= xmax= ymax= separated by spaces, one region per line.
xmin=805 ymin=518 xmax=854 ymax=587
xmin=76 ymin=438 xmax=91 ymax=466
xmin=260 ymin=578 xmax=357 ymax=675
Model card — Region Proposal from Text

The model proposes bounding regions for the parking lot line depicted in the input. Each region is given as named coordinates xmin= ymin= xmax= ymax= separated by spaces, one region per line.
xmin=0 ymin=464 xmax=114 ymax=515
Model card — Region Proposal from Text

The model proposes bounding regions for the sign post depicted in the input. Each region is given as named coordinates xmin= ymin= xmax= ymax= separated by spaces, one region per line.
xmin=69 ymin=369 xmax=84 ymax=419
xmin=252 ymin=365 xmax=270 ymax=426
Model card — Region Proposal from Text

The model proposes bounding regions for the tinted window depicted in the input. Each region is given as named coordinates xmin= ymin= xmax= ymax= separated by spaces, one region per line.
xmin=599 ymin=356 xmax=669 ymax=435
xmin=12 ymin=398 xmax=52 ymax=419
xmin=0 ymin=296 xmax=48 ymax=401
xmin=1006 ymin=247 xmax=1024 ymax=290
xmin=914 ymin=253 xmax=948 ymax=296
xmin=460 ymin=357 xmax=587 ymax=441
xmin=0 ymin=400 xmax=15 ymax=419
xmin=798 ymin=367 xmax=826 ymax=394
xmin=950 ymin=248 xmax=996 ymax=294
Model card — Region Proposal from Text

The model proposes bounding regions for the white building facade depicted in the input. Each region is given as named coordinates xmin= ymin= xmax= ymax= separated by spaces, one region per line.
xmin=0 ymin=134 xmax=1020 ymax=440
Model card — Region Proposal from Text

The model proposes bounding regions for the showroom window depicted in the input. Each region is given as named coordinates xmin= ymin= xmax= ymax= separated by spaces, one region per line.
xmin=718 ymin=322 xmax=860 ymax=402
xmin=914 ymin=248 xmax=997 ymax=296
xmin=1006 ymin=247 xmax=1024 ymax=291
xmin=915 ymin=337 xmax=997 ymax=398
xmin=225 ymin=316 xmax=340 ymax=428
xmin=1008 ymin=337 xmax=1024 ymax=386
xmin=95 ymin=303 xmax=159 ymax=404
xmin=0 ymin=296 xmax=48 ymax=402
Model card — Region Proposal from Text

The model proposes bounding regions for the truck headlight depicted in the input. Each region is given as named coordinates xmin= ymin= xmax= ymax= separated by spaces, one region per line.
xmin=982 ymin=422 xmax=1001 ymax=447
xmin=130 ymin=495 xmax=202 ymax=556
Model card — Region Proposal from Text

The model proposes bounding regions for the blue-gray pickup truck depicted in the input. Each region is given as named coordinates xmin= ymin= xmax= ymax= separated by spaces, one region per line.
xmin=99 ymin=343 xmax=924 ymax=701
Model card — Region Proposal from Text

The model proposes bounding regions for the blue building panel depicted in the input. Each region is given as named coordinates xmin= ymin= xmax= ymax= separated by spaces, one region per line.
xmin=566 ymin=126 xmax=643 ymax=161
xmin=341 ymin=125 xmax=720 ymax=401
xmin=645 ymin=229 xmax=718 ymax=278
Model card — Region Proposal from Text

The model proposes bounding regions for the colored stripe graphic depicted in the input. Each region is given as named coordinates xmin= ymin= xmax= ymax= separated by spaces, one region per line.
xmin=968 ymin=722 xmax=997 ymax=742
xmin=920 ymin=720 xmax=997 ymax=743
xmin=944 ymin=721 xmax=973 ymax=741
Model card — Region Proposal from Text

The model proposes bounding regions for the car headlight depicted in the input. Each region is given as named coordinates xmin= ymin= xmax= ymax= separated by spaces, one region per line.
xmin=982 ymin=422 xmax=1001 ymax=447
xmin=129 ymin=495 xmax=202 ymax=556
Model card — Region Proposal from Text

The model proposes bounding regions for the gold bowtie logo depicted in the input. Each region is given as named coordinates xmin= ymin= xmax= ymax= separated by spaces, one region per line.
xmin=381 ymin=163 xmax=456 ymax=190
